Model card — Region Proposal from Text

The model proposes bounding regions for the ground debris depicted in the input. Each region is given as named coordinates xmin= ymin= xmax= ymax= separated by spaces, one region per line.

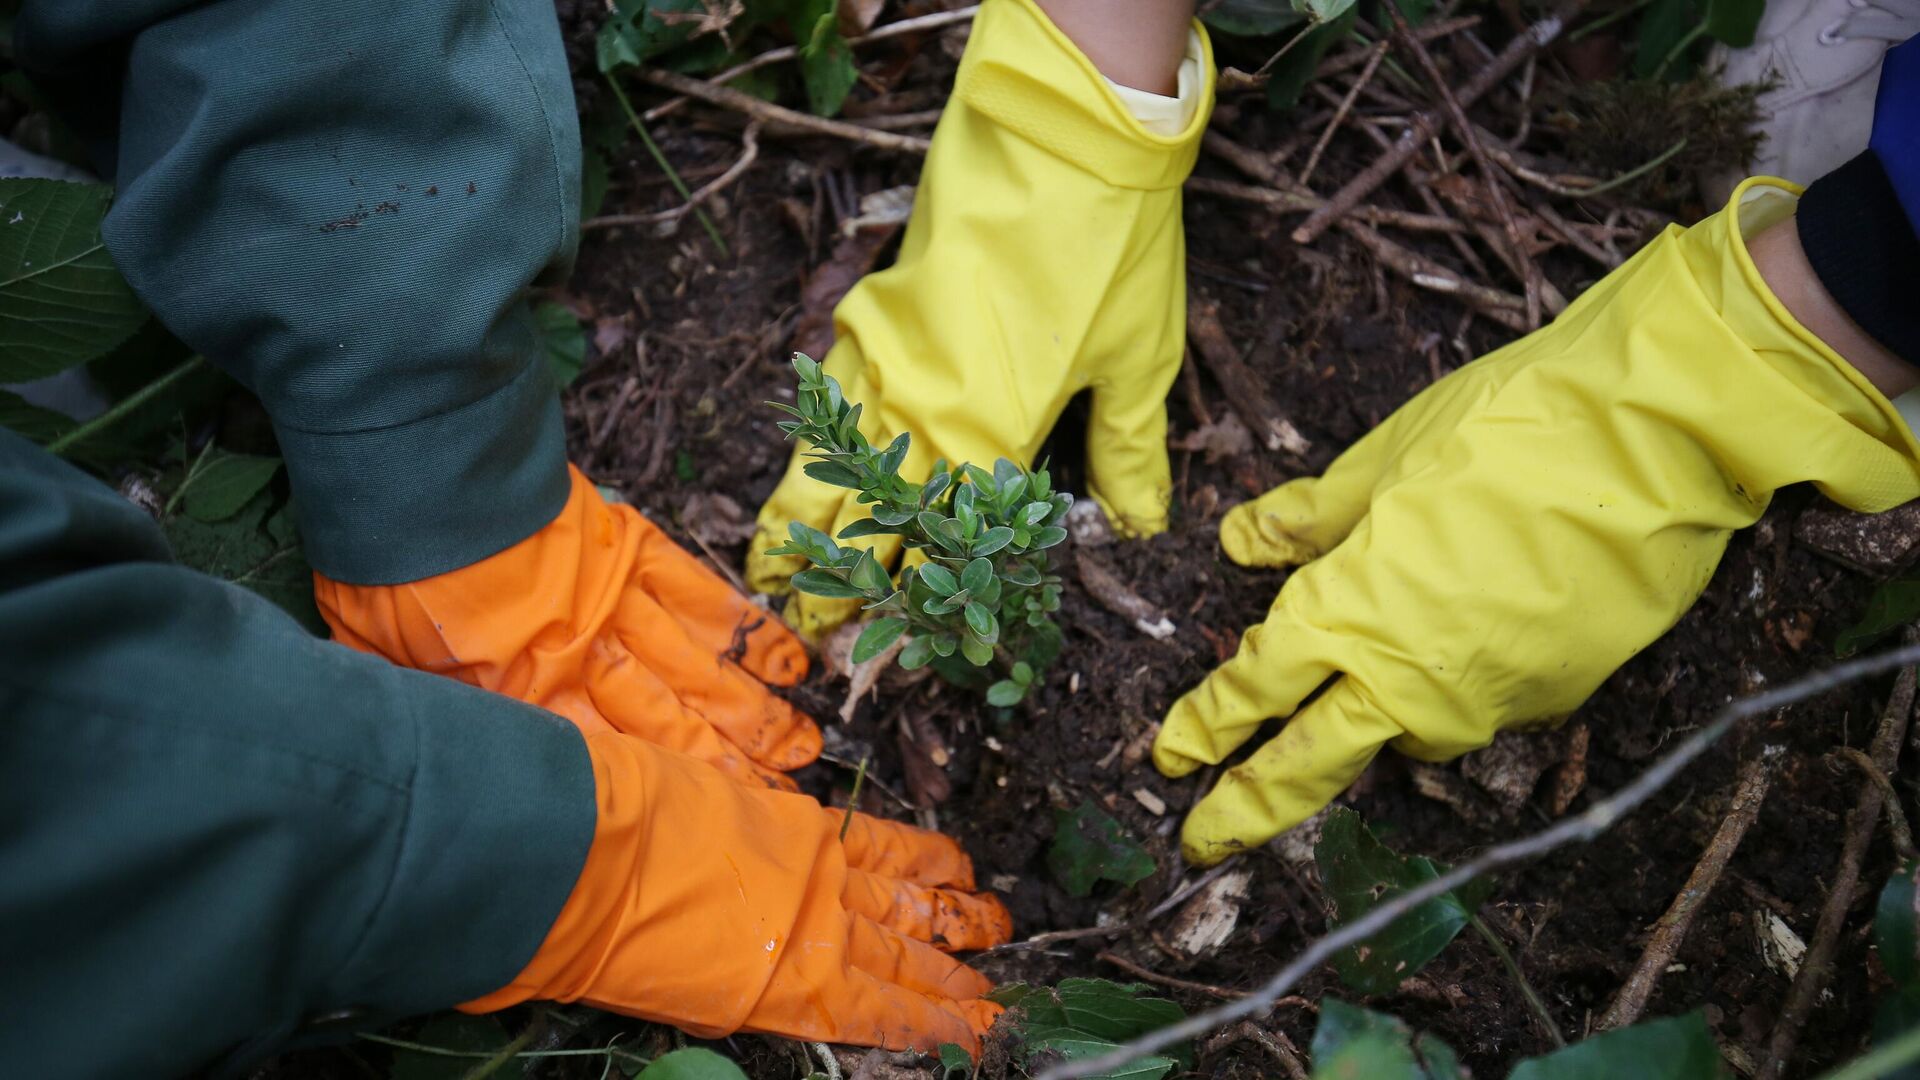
xmin=1075 ymin=549 xmax=1176 ymax=640
xmin=1793 ymin=499 xmax=1920 ymax=574
xmin=1165 ymin=867 xmax=1252 ymax=958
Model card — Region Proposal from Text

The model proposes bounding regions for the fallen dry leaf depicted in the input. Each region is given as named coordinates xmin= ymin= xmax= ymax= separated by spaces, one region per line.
xmin=1173 ymin=413 xmax=1255 ymax=465
xmin=592 ymin=315 xmax=630 ymax=358
xmin=679 ymin=491 xmax=758 ymax=546
xmin=897 ymin=710 xmax=952 ymax=808
xmin=1167 ymin=868 xmax=1252 ymax=957
xmin=791 ymin=223 xmax=901 ymax=362
xmin=837 ymin=0 xmax=886 ymax=36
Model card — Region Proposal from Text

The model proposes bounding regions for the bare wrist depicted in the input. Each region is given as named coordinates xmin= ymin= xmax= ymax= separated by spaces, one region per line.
xmin=1032 ymin=0 xmax=1195 ymax=94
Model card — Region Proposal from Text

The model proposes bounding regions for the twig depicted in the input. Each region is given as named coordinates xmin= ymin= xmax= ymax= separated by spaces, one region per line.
xmin=644 ymin=6 xmax=981 ymax=122
xmin=583 ymin=121 xmax=761 ymax=231
xmin=1315 ymin=15 xmax=1483 ymax=77
xmin=1343 ymin=220 xmax=1529 ymax=331
xmin=1531 ymin=199 xmax=1622 ymax=270
xmin=589 ymin=375 xmax=642 ymax=455
xmin=639 ymin=67 xmax=931 ymax=155
xmin=1035 ymin=642 xmax=1920 ymax=1080
xmin=1292 ymin=0 xmax=1589 ymax=246
xmin=985 ymin=861 xmax=1245 ymax=956
xmin=1470 ymin=914 xmax=1565 ymax=1046
xmin=48 ymin=355 xmax=207 ymax=458
xmin=811 ymin=1042 xmax=843 ymax=1080
xmin=605 ymin=76 xmax=729 ymax=254
xmin=1299 ymin=41 xmax=1388 ymax=187
xmin=1597 ymin=748 xmax=1780 ymax=1032
xmin=1202 ymin=1021 xmax=1311 ymax=1080
xmin=1186 ymin=175 xmax=1466 ymax=235
xmin=1760 ymin=661 xmax=1920 ymax=1080
xmin=1482 ymin=129 xmax=1689 ymax=200
xmin=1385 ymin=0 xmax=1543 ymax=328
xmin=357 ymin=1033 xmax=648 ymax=1070
xmin=1187 ymin=299 xmax=1312 ymax=456
xmin=1836 ymin=746 xmax=1919 ymax=860
xmin=840 ymin=752 xmax=871 ymax=841
xmin=1098 ymin=951 xmax=1260 ymax=1001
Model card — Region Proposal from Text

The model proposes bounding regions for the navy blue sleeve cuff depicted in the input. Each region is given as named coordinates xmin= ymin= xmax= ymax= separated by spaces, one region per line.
xmin=1797 ymin=150 xmax=1920 ymax=369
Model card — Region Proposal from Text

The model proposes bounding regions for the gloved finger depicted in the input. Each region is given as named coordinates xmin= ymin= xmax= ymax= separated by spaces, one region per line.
xmin=1219 ymin=353 xmax=1512 ymax=568
xmin=1152 ymin=611 xmax=1336 ymax=779
xmin=579 ymin=640 xmax=803 ymax=791
xmin=840 ymin=809 xmax=978 ymax=888
xmin=629 ymin=514 xmax=808 ymax=688
xmin=849 ymin=914 xmax=998 ymax=1002
xmin=842 ymin=867 xmax=1014 ymax=951
xmin=1180 ymin=680 xmax=1403 ymax=865
xmin=1085 ymin=379 xmax=1174 ymax=538
xmin=769 ymin=964 xmax=997 ymax=1055
xmin=608 ymin=596 xmax=822 ymax=775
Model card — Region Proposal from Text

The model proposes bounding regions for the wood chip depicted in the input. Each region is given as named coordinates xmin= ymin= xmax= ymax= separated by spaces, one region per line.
xmin=1133 ymin=788 xmax=1168 ymax=816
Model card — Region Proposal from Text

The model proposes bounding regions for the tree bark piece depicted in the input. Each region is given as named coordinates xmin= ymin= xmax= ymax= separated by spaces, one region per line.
xmin=1596 ymin=747 xmax=1781 ymax=1031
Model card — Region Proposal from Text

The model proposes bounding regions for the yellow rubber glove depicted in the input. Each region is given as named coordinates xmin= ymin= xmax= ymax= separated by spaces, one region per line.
xmin=1156 ymin=180 xmax=1920 ymax=865
xmin=747 ymin=0 xmax=1214 ymax=638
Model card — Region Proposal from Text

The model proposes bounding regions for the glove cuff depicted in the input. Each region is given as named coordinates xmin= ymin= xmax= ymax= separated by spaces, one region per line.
xmin=954 ymin=0 xmax=1214 ymax=190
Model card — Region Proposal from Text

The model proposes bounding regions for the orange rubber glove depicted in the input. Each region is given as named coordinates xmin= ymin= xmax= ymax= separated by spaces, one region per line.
xmin=464 ymin=731 xmax=1011 ymax=1053
xmin=316 ymin=466 xmax=821 ymax=790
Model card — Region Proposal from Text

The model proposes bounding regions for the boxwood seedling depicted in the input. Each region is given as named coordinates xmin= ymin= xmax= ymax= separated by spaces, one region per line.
xmin=764 ymin=354 xmax=1068 ymax=705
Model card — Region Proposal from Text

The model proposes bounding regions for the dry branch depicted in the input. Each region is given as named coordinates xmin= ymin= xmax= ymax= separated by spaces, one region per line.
xmin=1596 ymin=747 xmax=1781 ymax=1031
xmin=1299 ymin=41 xmax=1387 ymax=187
xmin=1761 ymin=662 xmax=1920 ymax=1080
xmin=584 ymin=121 xmax=762 ymax=231
xmin=645 ymin=5 xmax=981 ymax=122
xmin=1185 ymin=176 xmax=1467 ymax=235
xmin=1187 ymin=299 xmax=1312 ymax=456
xmin=1036 ymin=642 xmax=1920 ymax=1080
xmin=638 ymin=68 xmax=931 ymax=154
xmin=1291 ymin=0 xmax=1591 ymax=246
xmin=1384 ymin=0 xmax=1544 ymax=328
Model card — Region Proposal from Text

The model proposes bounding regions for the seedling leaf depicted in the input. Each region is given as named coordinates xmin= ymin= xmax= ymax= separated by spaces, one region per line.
xmin=1508 ymin=1012 xmax=1721 ymax=1080
xmin=183 ymin=451 xmax=282 ymax=523
xmin=637 ymin=1048 xmax=750 ymax=1080
xmin=1315 ymin=807 xmax=1493 ymax=994
xmin=1050 ymin=801 xmax=1156 ymax=896
xmin=852 ymin=617 xmax=908 ymax=663
xmin=990 ymin=978 xmax=1189 ymax=1080
xmin=791 ymin=569 xmax=866 ymax=599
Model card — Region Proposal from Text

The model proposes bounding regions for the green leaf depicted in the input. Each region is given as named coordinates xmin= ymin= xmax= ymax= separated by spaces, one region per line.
xmin=1872 ymin=982 xmax=1920 ymax=1080
xmin=1033 ymin=526 xmax=1069 ymax=550
xmin=1265 ymin=7 xmax=1357 ymax=110
xmin=0 ymin=179 xmax=150 ymax=382
xmin=183 ymin=451 xmax=282 ymax=523
xmin=597 ymin=0 xmax=713 ymax=72
xmin=900 ymin=634 xmax=936 ymax=670
xmin=1307 ymin=999 xmax=1465 ymax=1080
xmin=921 ymin=471 xmax=952 ymax=505
xmin=791 ymin=569 xmax=866 ymax=598
xmin=638 ymin=1048 xmax=750 ymax=1080
xmin=960 ymin=556 xmax=993 ymax=596
xmin=960 ymin=633 xmax=994 ymax=666
xmin=1633 ymin=0 xmax=1699 ymax=78
xmin=1294 ymin=0 xmax=1356 ymax=23
xmin=1202 ymin=0 xmax=1307 ymax=36
xmin=972 ymin=525 xmax=1016 ymax=557
xmin=1838 ymin=575 xmax=1920 ymax=656
xmin=793 ymin=352 xmax=823 ymax=383
xmin=163 ymin=486 xmax=325 ymax=635
xmin=986 ymin=679 xmax=1027 ymax=707
xmin=880 ymin=431 xmax=911 ymax=475
xmin=838 ymin=517 xmax=898 ymax=539
xmin=930 ymin=633 xmax=959 ymax=657
xmin=937 ymin=1042 xmax=974 ymax=1078
xmin=849 ymin=549 xmax=891 ymax=594
xmin=1704 ymin=0 xmax=1762 ymax=45
xmin=1508 ymin=1012 xmax=1722 ymax=1080
xmin=1004 ymin=561 xmax=1043 ymax=587
xmin=919 ymin=562 xmax=960 ymax=596
xmin=0 ymin=388 xmax=76 ymax=444
xmin=1315 ymin=807 xmax=1492 ymax=994
xmin=530 ymin=300 xmax=586 ymax=389
xmin=853 ymin=617 xmax=909 ymax=663
xmin=1879 ymin=859 xmax=1920 ymax=986
xmin=964 ymin=601 xmax=997 ymax=642
xmin=804 ymin=460 xmax=864 ymax=489
xmin=388 ymin=1014 xmax=527 ymax=1080
xmin=1049 ymin=800 xmax=1157 ymax=897
xmin=1012 ymin=660 xmax=1035 ymax=685
xmin=991 ymin=978 xmax=1189 ymax=1079
xmin=799 ymin=12 xmax=859 ymax=117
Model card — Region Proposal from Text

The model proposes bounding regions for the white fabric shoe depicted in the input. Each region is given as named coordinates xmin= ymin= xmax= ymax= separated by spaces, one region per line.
xmin=1709 ymin=0 xmax=1920 ymax=194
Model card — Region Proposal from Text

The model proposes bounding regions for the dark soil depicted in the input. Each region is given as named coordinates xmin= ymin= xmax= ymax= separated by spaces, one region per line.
xmin=264 ymin=5 xmax=1906 ymax=1079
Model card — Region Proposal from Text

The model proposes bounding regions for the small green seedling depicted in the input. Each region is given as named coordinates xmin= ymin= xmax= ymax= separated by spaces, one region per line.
xmin=764 ymin=354 xmax=1069 ymax=705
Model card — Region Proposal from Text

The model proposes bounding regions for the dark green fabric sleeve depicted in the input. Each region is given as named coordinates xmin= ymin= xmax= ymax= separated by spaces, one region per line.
xmin=0 ymin=430 xmax=596 ymax=1077
xmin=12 ymin=0 xmax=582 ymax=584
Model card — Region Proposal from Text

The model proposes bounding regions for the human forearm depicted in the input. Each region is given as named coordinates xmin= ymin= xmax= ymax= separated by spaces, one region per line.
xmin=1033 ymin=0 xmax=1195 ymax=93
xmin=1749 ymin=213 xmax=1920 ymax=398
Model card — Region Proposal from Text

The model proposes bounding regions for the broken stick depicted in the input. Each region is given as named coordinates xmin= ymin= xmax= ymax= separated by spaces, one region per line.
xmin=1187 ymin=299 xmax=1313 ymax=456
xmin=1596 ymin=747 xmax=1781 ymax=1031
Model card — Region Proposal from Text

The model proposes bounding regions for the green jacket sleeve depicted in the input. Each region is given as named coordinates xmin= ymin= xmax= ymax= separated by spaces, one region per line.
xmin=0 ymin=430 xmax=595 ymax=1077
xmin=12 ymin=0 xmax=582 ymax=584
